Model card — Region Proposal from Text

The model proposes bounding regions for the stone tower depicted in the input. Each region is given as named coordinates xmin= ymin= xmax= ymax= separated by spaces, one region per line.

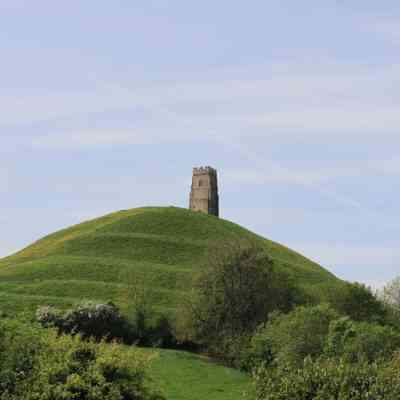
xmin=189 ymin=166 xmax=219 ymax=217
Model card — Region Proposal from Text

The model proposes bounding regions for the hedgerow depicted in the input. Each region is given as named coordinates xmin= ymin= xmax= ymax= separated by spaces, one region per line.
xmin=0 ymin=317 xmax=164 ymax=400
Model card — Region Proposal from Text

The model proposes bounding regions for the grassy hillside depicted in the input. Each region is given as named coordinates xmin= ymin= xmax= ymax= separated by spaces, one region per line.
xmin=0 ymin=207 xmax=341 ymax=315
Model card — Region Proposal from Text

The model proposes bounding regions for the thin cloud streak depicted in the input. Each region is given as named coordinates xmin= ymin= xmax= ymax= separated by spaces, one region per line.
xmin=223 ymin=167 xmax=363 ymax=185
xmin=2 ymin=63 xmax=400 ymax=136
xmin=217 ymin=138 xmax=400 ymax=231
xmin=219 ymin=138 xmax=366 ymax=208
xmin=368 ymin=18 xmax=400 ymax=44
xmin=230 ymin=107 xmax=400 ymax=132
xmin=34 ymin=130 xmax=151 ymax=148
xmin=0 ymin=169 xmax=10 ymax=194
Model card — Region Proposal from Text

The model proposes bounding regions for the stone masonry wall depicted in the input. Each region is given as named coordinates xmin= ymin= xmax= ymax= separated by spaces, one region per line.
xmin=189 ymin=166 xmax=219 ymax=217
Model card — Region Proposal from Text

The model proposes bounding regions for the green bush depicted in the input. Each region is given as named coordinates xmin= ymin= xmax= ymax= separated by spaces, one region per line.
xmin=36 ymin=305 xmax=63 ymax=327
xmin=253 ymin=355 xmax=400 ymax=400
xmin=37 ymin=301 xmax=131 ymax=342
xmin=330 ymin=282 xmax=387 ymax=324
xmin=146 ymin=315 xmax=177 ymax=348
xmin=0 ymin=318 xmax=43 ymax=397
xmin=0 ymin=317 xmax=164 ymax=400
xmin=325 ymin=316 xmax=400 ymax=362
xmin=250 ymin=304 xmax=339 ymax=368
xmin=180 ymin=241 xmax=298 ymax=359
xmin=37 ymin=302 xmax=177 ymax=348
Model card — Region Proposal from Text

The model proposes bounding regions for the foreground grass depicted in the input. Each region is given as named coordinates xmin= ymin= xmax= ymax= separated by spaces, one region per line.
xmin=145 ymin=349 xmax=253 ymax=400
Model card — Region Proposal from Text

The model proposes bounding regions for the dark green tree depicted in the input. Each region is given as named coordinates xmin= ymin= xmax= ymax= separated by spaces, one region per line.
xmin=331 ymin=282 xmax=387 ymax=324
xmin=181 ymin=240 xmax=297 ymax=354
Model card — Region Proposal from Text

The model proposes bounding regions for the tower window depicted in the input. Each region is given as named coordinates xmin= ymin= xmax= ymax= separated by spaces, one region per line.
xmin=198 ymin=179 xmax=204 ymax=187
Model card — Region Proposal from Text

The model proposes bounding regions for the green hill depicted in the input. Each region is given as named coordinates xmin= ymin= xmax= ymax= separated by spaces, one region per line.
xmin=0 ymin=207 xmax=341 ymax=315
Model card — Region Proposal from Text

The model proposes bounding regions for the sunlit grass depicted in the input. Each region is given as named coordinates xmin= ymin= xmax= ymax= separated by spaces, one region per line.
xmin=0 ymin=206 xmax=342 ymax=316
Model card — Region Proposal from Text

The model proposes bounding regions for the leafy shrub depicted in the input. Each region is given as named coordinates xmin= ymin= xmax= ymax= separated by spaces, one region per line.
xmin=62 ymin=301 xmax=129 ymax=341
xmin=180 ymin=240 xmax=298 ymax=357
xmin=34 ymin=337 xmax=164 ymax=400
xmin=0 ymin=318 xmax=43 ymax=397
xmin=37 ymin=302 xmax=178 ymax=348
xmin=129 ymin=308 xmax=177 ymax=348
xmin=212 ymin=333 xmax=254 ymax=370
xmin=36 ymin=305 xmax=64 ymax=327
xmin=37 ymin=301 xmax=131 ymax=342
xmin=330 ymin=282 xmax=387 ymax=324
xmin=324 ymin=316 xmax=400 ymax=362
xmin=253 ymin=355 xmax=400 ymax=400
xmin=0 ymin=318 xmax=164 ymax=400
xmin=130 ymin=303 xmax=149 ymax=343
xmin=250 ymin=304 xmax=339 ymax=368
xmin=146 ymin=315 xmax=177 ymax=348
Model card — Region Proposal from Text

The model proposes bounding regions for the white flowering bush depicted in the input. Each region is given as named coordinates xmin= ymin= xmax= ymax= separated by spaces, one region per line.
xmin=36 ymin=305 xmax=63 ymax=327
xmin=37 ymin=301 xmax=131 ymax=342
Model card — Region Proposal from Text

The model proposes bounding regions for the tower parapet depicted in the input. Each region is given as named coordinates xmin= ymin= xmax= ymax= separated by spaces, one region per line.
xmin=193 ymin=166 xmax=217 ymax=176
xmin=189 ymin=166 xmax=219 ymax=217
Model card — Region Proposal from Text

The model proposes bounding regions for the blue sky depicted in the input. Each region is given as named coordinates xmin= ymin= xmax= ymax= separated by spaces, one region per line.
xmin=1 ymin=1 xmax=400 ymax=288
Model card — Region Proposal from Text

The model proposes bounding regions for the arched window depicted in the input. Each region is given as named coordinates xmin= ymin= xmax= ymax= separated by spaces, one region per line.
xmin=198 ymin=179 xmax=204 ymax=187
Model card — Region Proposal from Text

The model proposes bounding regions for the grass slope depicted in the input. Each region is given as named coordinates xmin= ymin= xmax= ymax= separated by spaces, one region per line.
xmin=146 ymin=349 xmax=253 ymax=400
xmin=0 ymin=207 xmax=341 ymax=315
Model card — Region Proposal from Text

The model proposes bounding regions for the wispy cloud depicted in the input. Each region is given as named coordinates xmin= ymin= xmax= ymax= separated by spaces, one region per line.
xmin=379 ymin=157 xmax=400 ymax=174
xmin=33 ymin=130 xmax=151 ymax=148
xmin=2 ymin=63 xmax=400 ymax=137
xmin=228 ymin=107 xmax=400 ymax=133
xmin=223 ymin=166 xmax=362 ymax=186
xmin=224 ymin=156 xmax=400 ymax=188
xmin=369 ymin=18 xmax=400 ymax=44
xmin=0 ymin=169 xmax=10 ymax=193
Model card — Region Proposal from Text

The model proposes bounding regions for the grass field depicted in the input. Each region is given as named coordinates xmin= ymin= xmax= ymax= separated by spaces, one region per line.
xmin=0 ymin=207 xmax=342 ymax=315
xmin=145 ymin=349 xmax=253 ymax=400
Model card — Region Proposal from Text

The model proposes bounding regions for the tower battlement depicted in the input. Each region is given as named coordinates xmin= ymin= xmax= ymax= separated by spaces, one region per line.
xmin=193 ymin=166 xmax=217 ymax=176
xmin=189 ymin=166 xmax=219 ymax=217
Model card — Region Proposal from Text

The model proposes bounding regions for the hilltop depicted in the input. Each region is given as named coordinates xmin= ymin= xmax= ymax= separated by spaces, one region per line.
xmin=0 ymin=207 xmax=342 ymax=315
